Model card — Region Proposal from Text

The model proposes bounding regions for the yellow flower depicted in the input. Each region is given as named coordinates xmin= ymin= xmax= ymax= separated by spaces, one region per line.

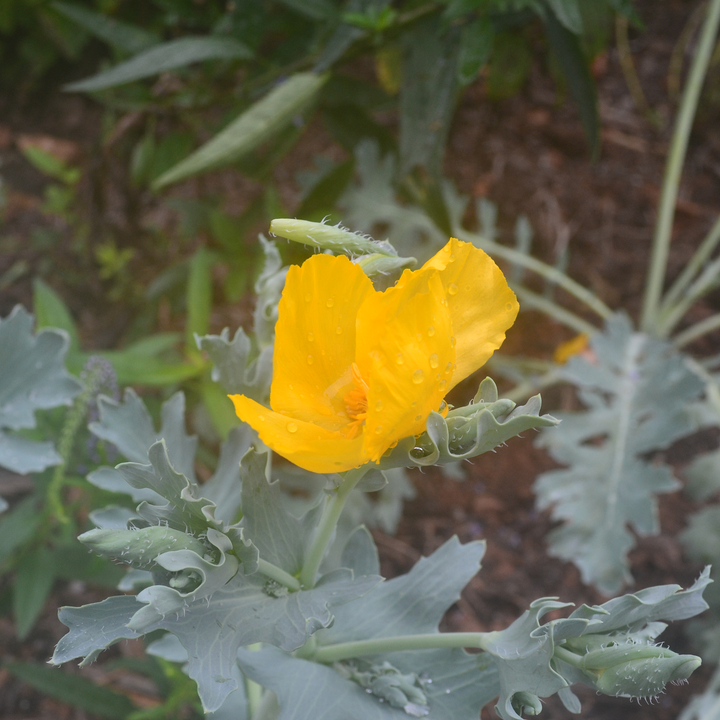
xmin=553 ymin=333 xmax=590 ymax=365
xmin=230 ymin=238 xmax=518 ymax=474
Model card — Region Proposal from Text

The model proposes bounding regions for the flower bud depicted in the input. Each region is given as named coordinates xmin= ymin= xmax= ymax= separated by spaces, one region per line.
xmin=510 ymin=692 xmax=543 ymax=716
xmin=583 ymin=645 xmax=702 ymax=699
xmin=270 ymin=219 xmax=397 ymax=257
xmin=353 ymin=253 xmax=416 ymax=277
xmin=78 ymin=527 xmax=206 ymax=570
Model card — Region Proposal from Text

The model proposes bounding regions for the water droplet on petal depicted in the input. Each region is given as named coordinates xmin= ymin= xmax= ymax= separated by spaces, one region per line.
xmin=307 ymin=332 xmax=314 ymax=342
xmin=505 ymin=302 xmax=513 ymax=311
xmin=415 ymin=414 xmax=422 ymax=422
xmin=448 ymin=283 xmax=458 ymax=295
xmin=396 ymin=353 xmax=404 ymax=365
xmin=375 ymin=425 xmax=383 ymax=434
xmin=429 ymin=353 xmax=439 ymax=369
xmin=307 ymin=355 xmax=314 ymax=365
xmin=439 ymin=379 xmax=447 ymax=391
xmin=287 ymin=422 xmax=298 ymax=433
xmin=445 ymin=362 xmax=453 ymax=373
xmin=428 ymin=326 xmax=435 ymax=336
xmin=449 ymin=253 xmax=455 ymax=262
xmin=412 ymin=369 xmax=424 ymax=384
xmin=375 ymin=400 xmax=383 ymax=411
xmin=326 ymin=298 xmax=334 ymax=308
xmin=450 ymin=336 xmax=456 ymax=348
xmin=259 ymin=415 xmax=266 ymax=421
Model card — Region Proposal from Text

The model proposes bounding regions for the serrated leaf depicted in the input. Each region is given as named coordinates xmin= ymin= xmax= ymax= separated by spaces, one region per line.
xmin=5 ymin=661 xmax=136 ymax=720
xmin=535 ymin=314 xmax=703 ymax=594
xmin=196 ymin=327 xmax=273 ymax=402
xmin=66 ymin=36 xmax=253 ymax=92
xmin=0 ymin=306 xmax=80 ymax=473
xmin=0 ymin=496 xmax=40 ymax=565
xmin=380 ymin=378 xmax=557 ymax=470
xmin=399 ymin=19 xmax=460 ymax=176
xmin=153 ymin=72 xmax=328 ymax=189
xmin=33 ymin=279 xmax=81 ymax=356
xmin=253 ymin=236 xmax=287 ymax=349
xmin=685 ymin=447 xmax=720 ymax=501
xmin=90 ymin=389 xmax=198 ymax=479
xmin=186 ymin=247 xmax=215 ymax=351
xmin=52 ymin=1 xmax=159 ymax=54
xmin=237 ymin=645 xmax=499 ymax=720
xmin=239 ymin=536 xmax=497 ymax=719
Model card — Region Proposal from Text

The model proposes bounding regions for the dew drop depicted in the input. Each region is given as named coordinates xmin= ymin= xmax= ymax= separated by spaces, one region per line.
xmin=506 ymin=302 xmax=513 ymax=310
xmin=336 ymin=326 xmax=342 ymax=334
xmin=396 ymin=353 xmax=404 ymax=365
xmin=287 ymin=422 xmax=298 ymax=433
xmin=307 ymin=355 xmax=314 ymax=365
xmin=448 ymin=283 xmax=458 ymax=295
xmin=449 ymin=253 xmax=455 ymax=262
xmin=412 ymin=400 xmax=417 ymax=407
xmin=412 ymin=369 xmax=424 ymax=384
xmin=375 ymin=400 xmax=383 ymax=411
xmin=326 ymin=298 xmax=334 ymax=308
xmin=307 ymin=332 xmax=314 ymax=342
xmin=428 ymin=326 xmax=435 ymax=336
xmin=258 ymin=415 xmax=266 ymax=421
xmin=445 ymin=362 xmax=453 ymax=373
xmin=450 ymin=336 xmax=456 ymax=348
xmin=415 ymin=414 xmax=422 ymax=422
xmin=439 ymin=379 xmax=447 ymax=391
xmin=375 ymin=425 xmax=383 ymax=434
xmin=429 ymin=353 xmax=439 ymax=369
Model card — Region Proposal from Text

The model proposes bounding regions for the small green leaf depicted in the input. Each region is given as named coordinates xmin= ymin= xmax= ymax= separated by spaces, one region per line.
xmin=186 ymin=247 xmax=216 ymax=352
xmin=153 ymin=72 xmax=328 ymax=189
xmin=52 ymin=2 xmax=159 ymax=54
xmin=458 ymin=16 xmax=494 ymax=86
xmin=13 ymin=545 xmax=56 ymax=639
xmin=542 ymin=7 xmax=600 ymax=157
xmin=546 ymin=0 xmax=584 ymax=34
xmin=66 ymin=36 xmax=253 ymax=92
xmin=0 ymin=496 xmax=40 ymax=566
xmin=276 ymin=0 xmax=337 ymax=20
xmin=33 ymin=279 xmax=80 ymax=355
xmin=5 ymin=661 xmax=136 ymax=719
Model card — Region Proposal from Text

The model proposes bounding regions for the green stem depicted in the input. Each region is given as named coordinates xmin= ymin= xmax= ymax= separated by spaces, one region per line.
xmin=311 ymin=632 xmax=488 ymax=664
xmin=657 ymin=254 xmax=720 ymax=336
xmin=251 ymin=688 xmax=280 ymax=720
xmin=504 ymin=367 xmax=564 ymax=404
xmin=640 ymin=0 xmax=720 ymax=333
xmin=245 ymin=644 xmax=264 ymax=717
xmin=512 ymin=286 xmax=599 ymax=336
xmin=299 ymin=465 xmax=371 ymax=589
xmin=659 ymin=214 xmax=720 ymax=319
xmin=257 ymin=559 xmax=301 ymax=592
xmin=455 ymin=228 xmax=613 ymax=322
xmin=553 ymin=646 xmax=586 ymax=669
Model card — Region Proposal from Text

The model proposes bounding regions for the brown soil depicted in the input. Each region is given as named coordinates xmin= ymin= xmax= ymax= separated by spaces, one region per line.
xmin=2 ymin=1 xmax=720 ymax=718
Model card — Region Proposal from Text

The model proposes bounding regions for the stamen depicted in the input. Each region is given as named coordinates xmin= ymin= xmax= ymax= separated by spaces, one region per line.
xmin=343 ymin=363 xmax=369 ymax=438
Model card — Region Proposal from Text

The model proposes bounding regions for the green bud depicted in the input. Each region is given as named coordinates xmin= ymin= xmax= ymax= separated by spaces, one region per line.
xmin=510 ymin=692 xmax=543 ymax=717
xmin=270 ymin=219 xmax=397 ymax=257
xmin=79 ymin=527 xmax=207 ymax=570
xmin=354 ymin=253 xmax=416 ymax=277
xmin=592 ymin=651 xmax=701 ymax=699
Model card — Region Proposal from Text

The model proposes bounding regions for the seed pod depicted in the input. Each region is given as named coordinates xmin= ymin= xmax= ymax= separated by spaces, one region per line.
xmin=79 ymin=527 xmax=206 ymax=570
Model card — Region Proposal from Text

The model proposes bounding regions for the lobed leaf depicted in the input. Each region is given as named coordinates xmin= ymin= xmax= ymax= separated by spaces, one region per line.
xmin=535 ymin=314 xmax=703 ymax=594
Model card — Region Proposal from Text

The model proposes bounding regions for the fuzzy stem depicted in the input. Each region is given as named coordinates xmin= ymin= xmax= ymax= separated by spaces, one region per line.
xmin=245 ymin=644 xmax=264 ymax=718
xmin=454 ymin=228 xmax=613 ymax=322
xmin=640 ymin=0 xmax=720 ymax=333
xmin=257 ymin=559 xmax=301 ymax=592
xmin=299 ymin=465 xmax=371 ymax=589
xmin=311 ymin=632 xmax=488 ymax=664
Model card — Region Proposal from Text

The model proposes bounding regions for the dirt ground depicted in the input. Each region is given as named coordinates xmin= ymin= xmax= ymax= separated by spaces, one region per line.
xmin=1 ymin=1 xmax=720 ymax=718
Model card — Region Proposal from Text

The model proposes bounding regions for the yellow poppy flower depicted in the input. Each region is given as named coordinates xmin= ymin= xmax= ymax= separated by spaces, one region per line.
xmin=230 ymin=238 xmax=518 ymax=474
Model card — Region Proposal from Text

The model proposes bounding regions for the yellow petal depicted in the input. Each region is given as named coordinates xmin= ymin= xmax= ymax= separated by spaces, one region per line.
xmin=271 ymin=253 xmax=375 ymax=430
xmin=419 ymin=238 xmax=518 ymax=388
xmin=356 ymin=268 xmax=454 ymax=461
xmin=230 ymin=395 xmax=368 ymax=474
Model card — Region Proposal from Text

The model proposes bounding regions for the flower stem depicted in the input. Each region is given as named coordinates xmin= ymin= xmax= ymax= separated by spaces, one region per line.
xmin=512 ymin=286 xmax=599 ymax=336
xmin=299 ymin=465 xmax=371 ymax=589
xmin=257 ymin=559 xmax=301 ymax=592
xmin=311 ymin=632 xmax=488 ymax=664
xmin=640 ymin=0 xmax=720 ymax=333
xmin=455 ymin=229 xmax=613 ymax=322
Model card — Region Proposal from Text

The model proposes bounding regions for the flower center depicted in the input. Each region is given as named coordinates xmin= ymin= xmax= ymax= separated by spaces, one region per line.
xmin=343 ymin=363 xmax=368 ymax=439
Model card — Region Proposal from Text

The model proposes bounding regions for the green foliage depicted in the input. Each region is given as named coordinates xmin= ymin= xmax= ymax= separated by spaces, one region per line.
xmin=535 ymin=314 xmax=703 ymax=594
